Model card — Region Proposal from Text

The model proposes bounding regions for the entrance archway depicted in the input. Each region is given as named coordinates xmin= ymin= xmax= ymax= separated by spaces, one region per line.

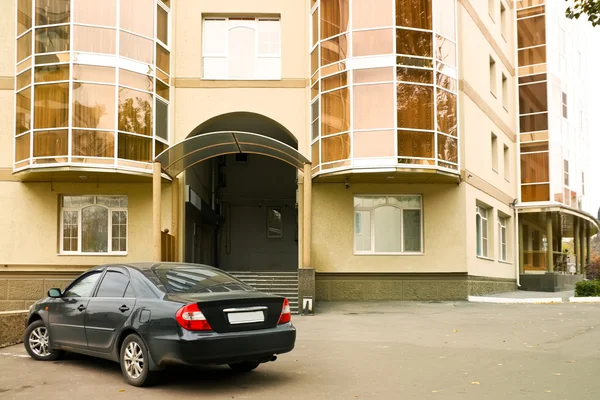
xmin=151 ymin=116 xmax=312 ymax=279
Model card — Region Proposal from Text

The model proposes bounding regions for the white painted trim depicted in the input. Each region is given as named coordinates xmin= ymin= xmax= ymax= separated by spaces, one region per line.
xmin=468 ymin=296 xmax=563 ymax=304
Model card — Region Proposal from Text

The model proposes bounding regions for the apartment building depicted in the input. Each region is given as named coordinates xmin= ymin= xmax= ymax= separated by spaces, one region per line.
xmin=0 ymin=0 xmax=597 ymax=311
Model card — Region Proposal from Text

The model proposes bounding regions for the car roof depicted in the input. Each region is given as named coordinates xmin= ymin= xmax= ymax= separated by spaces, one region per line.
xmin=93 ymin=262 xmax=221 ymax=272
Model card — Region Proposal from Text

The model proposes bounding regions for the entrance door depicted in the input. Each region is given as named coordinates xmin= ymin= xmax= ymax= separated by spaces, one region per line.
xmin=48 ymin=270 xmax=103 ymax=348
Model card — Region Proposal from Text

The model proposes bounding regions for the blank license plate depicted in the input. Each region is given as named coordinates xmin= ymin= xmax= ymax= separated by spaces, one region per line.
xmin=227 ymin=311 xmax=265 ymax=325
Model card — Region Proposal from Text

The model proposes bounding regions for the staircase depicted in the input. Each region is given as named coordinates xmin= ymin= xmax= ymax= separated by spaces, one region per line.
xmin=229 ymin=271 xmax=299 ymax=314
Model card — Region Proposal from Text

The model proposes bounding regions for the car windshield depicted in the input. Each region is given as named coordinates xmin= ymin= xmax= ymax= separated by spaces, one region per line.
xmin=142 ymin=264 xmax=254 ymax=294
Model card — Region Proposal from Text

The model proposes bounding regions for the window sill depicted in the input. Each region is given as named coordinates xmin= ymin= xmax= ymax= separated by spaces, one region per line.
xmin=476 ymin=255 xmax=495 ymax=262
xmin=498 ymin=260 xmax=513 ymax=265
xmin=354 ymin=252 xmax=424 ymax=256
xmin=58 ymin=252 xmax=128 ymax=256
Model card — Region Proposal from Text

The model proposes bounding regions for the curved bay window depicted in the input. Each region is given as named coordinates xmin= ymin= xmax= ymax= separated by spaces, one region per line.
xmin=14 ymin=0 xmax=171 ymax=173
xmin=310 ymin=0 xmax=458 ymax=175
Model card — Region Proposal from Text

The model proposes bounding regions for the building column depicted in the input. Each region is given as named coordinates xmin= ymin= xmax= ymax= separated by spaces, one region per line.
xmin=581 ymin=221 xmax=587 ymax=277
xmin=546 ymin=213 xmax=554 ymax=273
xmin=518 ymin=219 xmax=524 ymax=274
xmin=299 ymin=163 xmax=315 ymax=313
xmin=586 ymin=224 xmax=592 ymax=275
xmin=574 ymin=218 xmax=581 ymax=274
xmin=302 ymin=163 xmax=312 ymax=269
xmin=153 ymin=162 xmax=162 ymax=262
xmin=171 ymin=176 xmax=179 ymax=262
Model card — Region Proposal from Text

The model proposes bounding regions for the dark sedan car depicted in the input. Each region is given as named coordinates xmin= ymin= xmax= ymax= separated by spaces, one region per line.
xmin=24 ymin=263 xmax=296 ymax=386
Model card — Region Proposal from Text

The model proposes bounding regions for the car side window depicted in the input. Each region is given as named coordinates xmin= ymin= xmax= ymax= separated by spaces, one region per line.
xmin=96 ymin=271 xmax=130 ymax=298
xmin=124 ymin=283 xmax=135 ymax=298
xmin=63 ymin=272 xmax=102 ymax=298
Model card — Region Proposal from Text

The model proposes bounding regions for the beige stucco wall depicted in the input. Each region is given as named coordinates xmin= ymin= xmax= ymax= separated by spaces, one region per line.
xmin=0 ymin=0 xmax=15 ymax=77
xmin=0 ymin=91 xmax=13 ymax=169
xmin=0 ymin=180 xmax=173 ymax=266
xmin=173 ymin=87 xmax=309 ymax=156
xmin=465 ymin=184 xmax=517 ymax=279
xmin=312 ymin=183 xmax=467 ymax=273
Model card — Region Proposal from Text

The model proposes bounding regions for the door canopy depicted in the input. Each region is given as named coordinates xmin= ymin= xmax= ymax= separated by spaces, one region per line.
xmin=155 ymin=131 xmax=310 ymax=177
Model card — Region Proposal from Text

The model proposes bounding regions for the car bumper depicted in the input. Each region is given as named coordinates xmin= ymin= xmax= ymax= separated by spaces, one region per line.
xmin=148 ymin=324 xmax=296 ymax=367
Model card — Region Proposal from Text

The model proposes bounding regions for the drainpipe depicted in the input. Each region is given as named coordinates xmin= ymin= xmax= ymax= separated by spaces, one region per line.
xmin=514 ymin=206 xmax=520 ymax=287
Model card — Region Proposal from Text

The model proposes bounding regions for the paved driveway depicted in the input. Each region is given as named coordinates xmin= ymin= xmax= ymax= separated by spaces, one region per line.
xmin=1 ymin=301 xmax=599 ymax=399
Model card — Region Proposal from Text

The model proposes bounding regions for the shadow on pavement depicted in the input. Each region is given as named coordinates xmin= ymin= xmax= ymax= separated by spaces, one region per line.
xmin=55 ymin=352 xmax=293 ymax=393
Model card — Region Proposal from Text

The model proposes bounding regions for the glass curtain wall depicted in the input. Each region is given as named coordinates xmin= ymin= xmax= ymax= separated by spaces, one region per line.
xmin=517 ymin=0 xmax=549 ymax=202
xmin=310 ymin=0 xmax=458 ymax=175
xmin=15 ymin=0 xmax=171 ymax=172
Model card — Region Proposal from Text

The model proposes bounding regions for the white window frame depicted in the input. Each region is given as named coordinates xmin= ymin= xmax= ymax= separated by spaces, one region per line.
xmin=498 ymin=216 xmax=507 ymax=262
xmin=202 ymin=17 xmax=282 ymax=80
xmin=60 ymin=195 xmax=128 ymax=255
xmin=476 ymin=205 xmax=488 ymax=257
xmin=353 ymin=195 xmax=423 ymax=255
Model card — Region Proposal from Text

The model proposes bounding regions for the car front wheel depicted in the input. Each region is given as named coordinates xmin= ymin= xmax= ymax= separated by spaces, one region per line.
xmin=24 ymin=319 xmax=63 ymax=361
xmin=120 ymin=334 xmax=157 ymax=387
xmin=228 ymin=361 xmax=261 ymax=372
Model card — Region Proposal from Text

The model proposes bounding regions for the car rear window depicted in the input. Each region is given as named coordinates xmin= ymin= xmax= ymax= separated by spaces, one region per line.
xmin=142 ymin=264 xmax=254 ymax=294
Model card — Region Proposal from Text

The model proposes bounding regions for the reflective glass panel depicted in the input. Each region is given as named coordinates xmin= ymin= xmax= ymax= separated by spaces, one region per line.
xmin=36 ymin=0 xmax=70 ymax=26
xmin=321 ymin=88 xmax=350 ymax=136
xmin=119 ymin=69 xmax=153 ymax=92
xmin=321 ymin=34 xmax=349 ymax=66
xmin=156 ymin=100 xmax=168 ymax=140
xmin=353 ymin=0 xmax=393 ymax=29
xmin=118 ymin=88 xmax=153 ymax=136
xmin=157 ymin=5 xmax=169 ymax=45
xmin=397 ymin=67 xmax=433 ymax=84
xmin=519 ymin=82 xmax=548 ymax=113
xmin=396 ymin=29 xmax=432 ymax=57
xmin=73 ymin=26 xmax=116 ymax=54
xmin=35 ymin=26 xmax=70 ymax=54
xmin=118 ymin=133 xmax=152 ymax=161
xmin=120 ymin=0 xmax=154 ymax=38
xmin=521 ymin=184 xmax=549 ymax=202
xmin=353 ymin=29 xmax=393 ymax=57
xmin=16 ymin=88 xmax=31 ymax=136
xmin=322 ymin=72 xmax=347 ymax=91
xmin=34 ymin=64 xmax=69 ymax=82
xmin=16 ymin=69 xmax=31 ymax=91
xmin=120 ymin=31 xmax=153 ymax=64
xmin=353 ymin=130 xmax=395 ymax=158
xmin=436 ymin=90 xmax=457 ymax=136
xmin=156 ymin=79 xmax=169 ymax=100
xmin=354 ymin=67 xmax=394 ymax=83
xmin=74 ymin=0 xmax=116 ymax=26
xmin=15 ymin=133 xmax=31 ymax=161
xmin=72 ymin=130 xmax=115 ymax=157
xmin=73 ymin=65 xmax=115 ymax=83
xmin=519 ymin=113 xmax=548 ymax=132
xmin=437 ymin=134 xmax=457 ymax=163
xmin=396 ymin=0 xmax=432 ymax=29
xmin=517 ymin=16 xmax=546 ymax=48
xmin=520 ymin=152 xmax=549 ymax=183
xmin=396 ymin=84 xmax=434 ymax=130
xmin=434 ymin=0 xmax=455 ymax=40
xmin=34 ymin=83 xmax=69 ymax=129
xmin=72 ymin=83 xmax=116 ymax=130
xmin=435 ymin=35 xmax=456 ymax=66
xmin=353 ymin=84 xmax=395 ymax=130
xmin=33 ymin=129 xmax=68 ymax=157
xmin=156 ymin=44 xmax=170 ymax=74
xmin=82 ymin=206 xmax=109 ymax=252
xmin=17 ymin=31 xmax=32 ymax=63
xmin=321 ymin=0 xmax=349 ymax=39
xmin=518 ymin=46 xmax=546 ymax=67
xmin=17 ymin=0 xmax=32 ymax=36
xmin=397 ymin=130 xmax=434 ymax=158
xmin=321 ymin=133 xmax=350 ymax=162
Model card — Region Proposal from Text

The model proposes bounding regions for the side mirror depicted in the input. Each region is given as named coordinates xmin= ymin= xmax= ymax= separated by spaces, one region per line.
xmin=48 ymin=288 xmax=62 ymax=298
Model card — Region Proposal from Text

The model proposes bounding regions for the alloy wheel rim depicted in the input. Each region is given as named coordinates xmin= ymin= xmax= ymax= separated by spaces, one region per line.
xmin=123 ymin=342 xmax=144 ymax=379
xmin=29 ymin=327 xmax=51 ymax=357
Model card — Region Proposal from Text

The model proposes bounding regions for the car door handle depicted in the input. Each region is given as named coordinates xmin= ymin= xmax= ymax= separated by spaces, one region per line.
xmin=119 ymin=305 xmax=130 ymax=312
xmin=77 ymin=304 xmax=86 ymax=312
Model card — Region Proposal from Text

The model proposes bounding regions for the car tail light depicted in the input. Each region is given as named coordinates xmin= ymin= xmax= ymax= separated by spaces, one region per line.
xmin=176 ymin=303 xmax=212 ymax=331
xmin=278 ymin=298 xmax=291 ymax=324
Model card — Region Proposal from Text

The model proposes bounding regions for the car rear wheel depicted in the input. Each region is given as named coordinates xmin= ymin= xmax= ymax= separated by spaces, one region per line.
xmin=120 ymin=334 xmax=157 ymax=387
xmin=228 ymin=361 xmax=261 ymax=373
xmin=24 ymin=320 xmax=63 ymax=361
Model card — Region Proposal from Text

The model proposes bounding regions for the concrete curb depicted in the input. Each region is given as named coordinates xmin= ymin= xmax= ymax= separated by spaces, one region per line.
xmin=468 ymin=296 xmax=563 ymax=304
xmin=568 ymin=297 xmax=600 ymax=303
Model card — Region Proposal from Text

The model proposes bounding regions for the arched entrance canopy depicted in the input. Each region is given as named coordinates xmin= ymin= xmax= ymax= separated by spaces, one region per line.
xmin=155 ymin=131 xmax=310 ymax=177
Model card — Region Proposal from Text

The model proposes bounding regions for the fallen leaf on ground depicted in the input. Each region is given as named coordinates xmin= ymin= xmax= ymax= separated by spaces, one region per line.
xmin=471 ymin=382 xmax=480 ymax=385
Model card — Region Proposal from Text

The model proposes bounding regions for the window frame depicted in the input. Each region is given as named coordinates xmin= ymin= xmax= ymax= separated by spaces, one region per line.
xmin=62 ymin=270 xmax=104 ymax=298
xmin=202 ymin=17 xmax=282 ymax=81
xmin=95 ymin=269 xmax=131 ymax=298
xmin=59 ymin=195 xmax=128 ymax=255
xmin=476 ymin=205 xmax=489 ymax=258
xmin=353 ymin=194 xmax=424 ymax=255
xmin=498 ymin=216 xmax=507 ymax=262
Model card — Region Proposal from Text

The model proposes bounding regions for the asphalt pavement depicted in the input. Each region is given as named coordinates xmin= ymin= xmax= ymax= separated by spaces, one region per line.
xmin=1 ymin=301 xmax=599 ymax=399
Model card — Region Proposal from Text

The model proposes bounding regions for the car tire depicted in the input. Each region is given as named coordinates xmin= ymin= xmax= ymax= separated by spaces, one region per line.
xmin=120 ymin=334 xmax=157 ymax=387
xmin=228 ymin=361 xmax=261 ymax=373
xmin=23 ymin=319 xmax=64 ymax=361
